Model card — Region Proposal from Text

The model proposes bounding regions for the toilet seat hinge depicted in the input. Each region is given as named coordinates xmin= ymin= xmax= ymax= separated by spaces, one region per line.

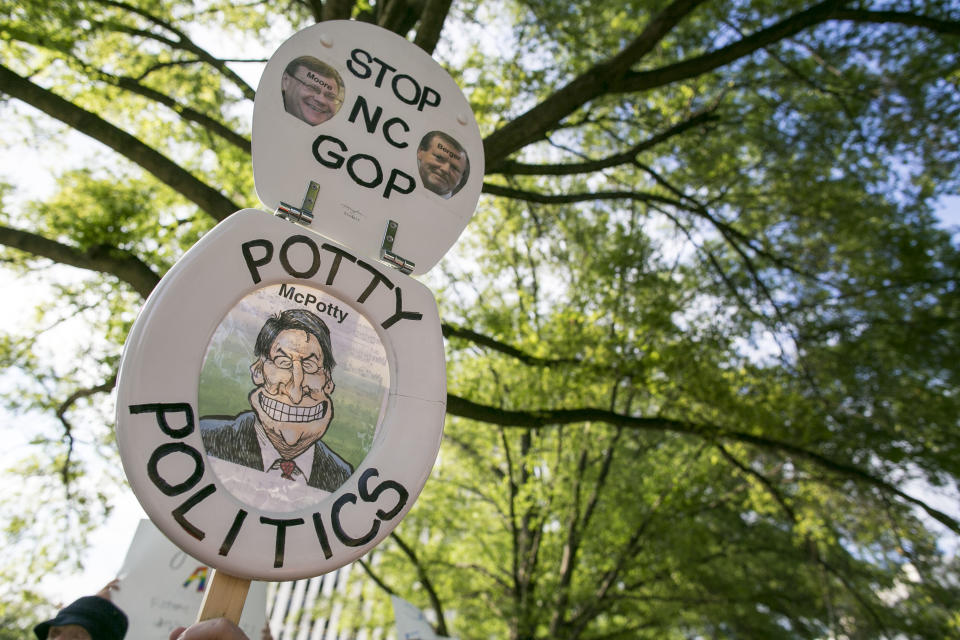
xmin=380 ymin=220 xmax=415 ymax=275
xmin=276 ymin=181 xmax=320 ymax=227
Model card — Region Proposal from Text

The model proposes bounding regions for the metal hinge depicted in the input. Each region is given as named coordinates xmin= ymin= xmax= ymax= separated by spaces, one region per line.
xmin=379 ymin=219 xmax=414 ymax=274
xmin=276 ymin=181 xmax=320 ymax=226
xmin=276 ymin=183 xmax=414 ymax=274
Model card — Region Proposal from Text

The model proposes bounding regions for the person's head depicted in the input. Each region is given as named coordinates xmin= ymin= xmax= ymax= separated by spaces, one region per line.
xmin=45 ymin=628 xmax=92 ymax=640
xmin=281 ymin=56 xmax=343 ymax=125
xmin=249 ymin=308 xmax=337 ymax=458
xmin=34 ymin=596 xmax=128 ymax=640
xmin=417 ymin=131 xmax=468 ymax=197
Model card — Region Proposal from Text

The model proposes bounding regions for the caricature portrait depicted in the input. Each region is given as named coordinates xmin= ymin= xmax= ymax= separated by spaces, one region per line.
xmin=417 ymin=131 xmax=469 ymax=199
xmin=201 ymin=308 xmax=351 ymax=494
xmin=281 ymin=55 xmax=345 ymax=125
xmin=198 ymin=287 xmax=389 ymax=512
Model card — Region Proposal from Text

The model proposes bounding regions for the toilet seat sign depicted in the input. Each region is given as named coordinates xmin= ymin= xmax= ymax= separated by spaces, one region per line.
xmin=118 ymin=19 xmax=472 ymax=584
xmin=252 ymin=20 xmax=484 ymax=275
xmin=116 ymin=210 xmax=447 ymax=580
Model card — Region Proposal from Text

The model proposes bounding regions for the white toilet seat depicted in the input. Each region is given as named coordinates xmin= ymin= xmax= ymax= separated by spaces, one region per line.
xmin=251 ymin=20 xmax=484 ymax=276
xmin=116 ymin=209 xmax=446 ymax=579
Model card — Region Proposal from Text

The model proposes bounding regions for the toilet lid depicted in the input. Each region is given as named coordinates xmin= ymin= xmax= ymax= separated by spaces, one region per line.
xmin=116 ymin=209 xmax=446 ymax=580
xmin=252 ymin=20 xmax=484 ymax=275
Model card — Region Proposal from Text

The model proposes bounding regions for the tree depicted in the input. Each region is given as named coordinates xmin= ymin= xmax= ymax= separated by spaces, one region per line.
xmin=1 ymin=0 xmax=959 ymax=637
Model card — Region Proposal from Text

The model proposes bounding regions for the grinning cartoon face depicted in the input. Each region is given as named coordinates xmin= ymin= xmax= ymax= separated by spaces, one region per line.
xmin=249 ymin=327 xmax=335 ymax=459
xmin=281 ymin=66 xmax=341 ymax=125
xmin=417 ymin=134 xmax=467 ymax=197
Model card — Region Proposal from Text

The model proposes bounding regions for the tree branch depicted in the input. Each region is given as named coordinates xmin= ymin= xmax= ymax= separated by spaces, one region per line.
xmin=0 ymin=21 xmax=252 ymax=153
xmin=612 ymin=0 xmax=848 ymax=93
xmin=481 ymin=182 xmax=684 ymax=208
xmin=716 ymin=444 xmax=796 ymax=522
xmin=491 ymin=110 xmax=719 ymax=176
xmin=102 ymin=71 xmax=251 ymax=153
xmin=90 ymin=0 xmax=256 ymax=99
xmin=54 ymin=376 xmax=117 ymax=498
xmin=831 ymin=9 xmax=960 ymax=35
xmin=0 ymin=64 xmax=240 ymax=222
xmin=482 ymin=0 xmax=708 ymax=168
xmin=0 ymin=224 xmax=161 ymax=298
xmin=442 ymin=322 xmax=579 ymax=366
xmin=389 ymin=532 xmax=449 ymax=637
xmin=443 ymin=431 xmax=506 ymax=480
xmin=377 ymin=0 xmax=408 ymax=32
xmin=567 ymin=458 xmax=700 ymax=635
xmin=356 ymin=557 xmax=397 ymax=596
xmin=609 ymin=3 xmax=960 ymax=95
xmin=413 ymin=0 xmax=454 ymax=55
xmin=444 ymin=394 xmax=960 ymax=533
xmin=550 ymin=428 xmax=622 ymax=636
xmin=322 ymin=0 xmax=355 ymax=21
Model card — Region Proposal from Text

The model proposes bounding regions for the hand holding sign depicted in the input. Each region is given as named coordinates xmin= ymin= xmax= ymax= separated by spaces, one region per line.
xmin=169 ymin=618 xmax=252 ymax=640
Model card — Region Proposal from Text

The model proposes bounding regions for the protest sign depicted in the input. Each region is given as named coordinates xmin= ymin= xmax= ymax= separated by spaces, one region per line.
xmin=112 ymin=520 xmax=268 ymax=638
xmin=252 ymin=20 xmax=484 ymax=275
xmin=392 ymin=596 xmax=455 ymax=640
xmin=116 ymin=18 xmax=482 ymax=625
xmin=116 ymin=212 xmax=446 ymax=581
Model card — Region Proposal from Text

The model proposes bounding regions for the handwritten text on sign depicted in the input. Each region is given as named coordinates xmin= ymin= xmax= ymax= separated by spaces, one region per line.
xmin=126 ymin=235 xmax=424 ymax=568
xmin=310 ymin=47 xmax=444 ymax=200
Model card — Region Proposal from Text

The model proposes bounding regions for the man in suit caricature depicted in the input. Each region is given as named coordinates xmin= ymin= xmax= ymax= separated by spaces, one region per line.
xmin=201 ymin=308 xmax=353 ymax=493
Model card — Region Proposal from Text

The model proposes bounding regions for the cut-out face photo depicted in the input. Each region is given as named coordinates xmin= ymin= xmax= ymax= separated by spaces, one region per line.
xmin=280 ymin=55 xmax=345 ymax=125
xmin=198 ymin=286 xmax=389 ymax=512
xmin=417 ymin=131 xmax=469 ymax=199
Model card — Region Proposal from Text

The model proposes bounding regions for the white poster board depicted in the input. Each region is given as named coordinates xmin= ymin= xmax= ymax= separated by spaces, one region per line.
xmin=112 ymin=520 xmax=268 ymax=638
xmin=391 ymin=596 xmax=455 ymax=640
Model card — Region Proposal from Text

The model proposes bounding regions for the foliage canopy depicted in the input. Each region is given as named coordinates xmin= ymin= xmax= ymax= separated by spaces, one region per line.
xmin=1 ymin=0 xmax=959 ymax=638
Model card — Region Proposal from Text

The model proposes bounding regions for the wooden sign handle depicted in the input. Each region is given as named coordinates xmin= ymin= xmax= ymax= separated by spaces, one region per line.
xmin=197 ymin=569 xmax=251 ymax=624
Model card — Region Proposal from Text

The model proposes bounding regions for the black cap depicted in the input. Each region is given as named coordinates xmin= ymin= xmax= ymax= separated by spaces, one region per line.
xmin=34 ymin=596 xmax=128 ymax=640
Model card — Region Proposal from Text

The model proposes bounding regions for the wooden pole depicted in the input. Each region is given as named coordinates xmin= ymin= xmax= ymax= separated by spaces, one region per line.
xmin=196 ymin=569 xmax=251 ymax=624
